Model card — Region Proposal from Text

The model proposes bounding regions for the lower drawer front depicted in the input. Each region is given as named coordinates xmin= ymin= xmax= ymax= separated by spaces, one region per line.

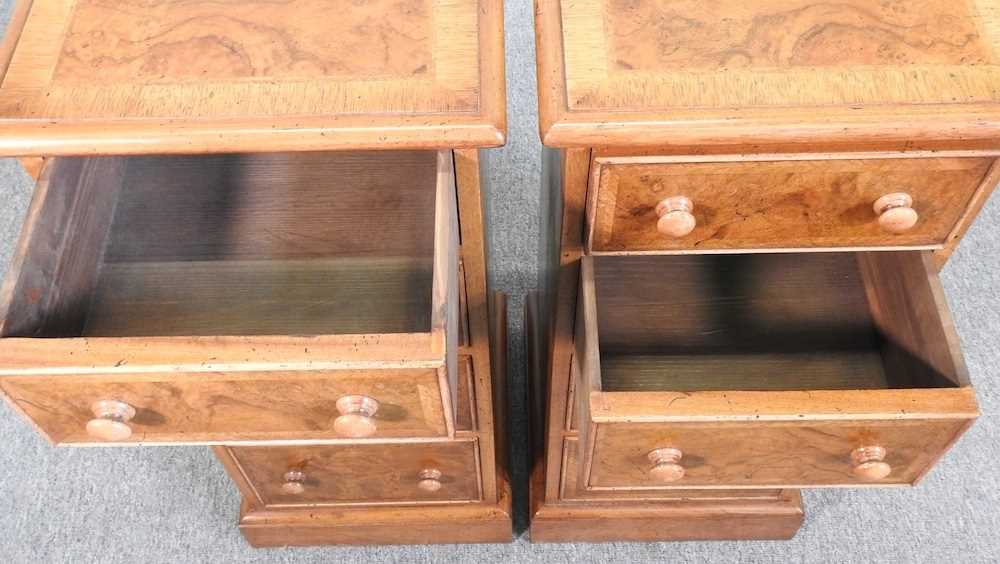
xmin=0 ymin=365 xmax=450 ymax=444
xmin=586 ymin=418 xmax=972 ymax=490
xmin=229 ymin=441 xmax=481 ymax=506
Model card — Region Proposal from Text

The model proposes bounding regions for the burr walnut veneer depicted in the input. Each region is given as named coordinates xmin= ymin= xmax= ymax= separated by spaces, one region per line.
xmin=0 ymin=0 xmax=510 ymax=547
xmin=531 ymin=0 xmax=999 ymax=542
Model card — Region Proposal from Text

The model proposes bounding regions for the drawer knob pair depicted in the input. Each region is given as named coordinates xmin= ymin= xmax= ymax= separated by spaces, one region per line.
xmin=333 ymin=395 xmax=380 ymax=438
xmin=647 ymin=447 xmax=685 ymax=482
xmin=85 ymin=399 xmax=136 ymax=441
xmin=851 ymin=445 xmax=892 ymax=480
xmin=279 ymin=468 xmax=445 ymax=495
xmin=874 ymin=192 xmax=918 ymax=234
xmin=655 ymin=192 xmax=918 ymax=239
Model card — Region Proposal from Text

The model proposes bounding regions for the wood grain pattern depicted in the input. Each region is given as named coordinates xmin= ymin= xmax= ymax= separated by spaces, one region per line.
xmin=586 ymin=418 xmax=972 ymax=489
xmin=589 ymin=156 xmax=992 ymax=253
xmin=228 ymin=441 xmax=481 ymax=506
xmin=55 ymin=0 xmax=433 ymax=83
xmin=105 ymin=152 xmax=439 ymax=262
xmin=0 ymin=151 xmax=463 ymax=445
xmin=575 ymin=251 xmax=978 ymax=490
xmin=211 ymin=149 xmax=513 ymax=545
xmin=0 ymin=0 xmax=506 ymax=154
xmin=0 ymin=367 xmax=451 ymax=444
xmin=559 ymin=437 xmax=788 ymax=502
xmin=605 ymin=0 xmax=992 ymax=71
xmin=534 ymin=0 xmax=1000 ymax=147
xmin=454 ymin=148 xmax=502 ymax=502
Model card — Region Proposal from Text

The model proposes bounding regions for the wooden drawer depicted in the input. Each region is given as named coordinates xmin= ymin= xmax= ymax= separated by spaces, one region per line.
xmin=0 ymin=151 xmax=461 ymax=445
xmin=225 ymin=441 xmax=481 ymax=507
xmin=587 ymin=155 xmax=996 ymax=253
xmin=574 ymin=252 xmax=978 ymax=490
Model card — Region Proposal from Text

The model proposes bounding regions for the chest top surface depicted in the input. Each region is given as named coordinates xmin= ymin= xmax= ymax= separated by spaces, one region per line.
xmin=536 ymin=0 xmax=1000 ymax=149
xmin=0 ymin=0 xmax=505 ymax=155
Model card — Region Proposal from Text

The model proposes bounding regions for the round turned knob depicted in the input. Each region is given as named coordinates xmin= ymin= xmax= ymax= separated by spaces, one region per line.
xmin=873 ymin=192 xmax=918 ymax=234
xmin=333 ymin=395 xmax=379 ymax=438
xmin=85 ymin=399 xmax=136 ymax=441
xmin=655 ymin=196 xmax=696 ymax=238
xmin=647 ymin=447 xmax=685 ymax=482
xmin=851 ymin=446 xmax=892 ymax=481
xmin=417 ymin=469 xmax=443 ymax=492
xmin=281 ymin=470 xmax=307 ymax=494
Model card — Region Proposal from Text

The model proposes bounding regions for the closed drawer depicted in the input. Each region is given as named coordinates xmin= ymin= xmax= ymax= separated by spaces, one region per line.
xmin=226 ymin=441 xmax=481 ymax=507
xmin=587 ymin=155 xmax=995 ymax=253
xmin=0 ymin=151 xmax=461 ymax=445
xmin=574 ymin=252 xmax=978 ymax=490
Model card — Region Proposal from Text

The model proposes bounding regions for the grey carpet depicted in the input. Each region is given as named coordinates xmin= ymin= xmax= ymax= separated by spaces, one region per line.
xmin=2 ymin=1 xmax=1000 ymax=562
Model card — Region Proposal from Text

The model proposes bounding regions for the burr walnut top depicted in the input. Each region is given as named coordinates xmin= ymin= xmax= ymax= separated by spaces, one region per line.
xmin=535 ymin=0 xmax=1000 ymax=149
xmin=0 ymin=0 xmax=506 ymax=155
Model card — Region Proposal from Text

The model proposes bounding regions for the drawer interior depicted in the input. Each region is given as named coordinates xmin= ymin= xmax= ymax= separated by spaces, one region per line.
xmin=1 ymin=151 xmax=452 ymax=339
xmin=584 ymin=252 xmax=966 ymax=393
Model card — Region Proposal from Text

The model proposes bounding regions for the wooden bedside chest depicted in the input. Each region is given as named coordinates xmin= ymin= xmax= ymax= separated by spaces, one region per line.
xmin=0 ymin=0 xmax=511 ymax=546
xmin=530 ymin=0 xmax=1000 ymax=542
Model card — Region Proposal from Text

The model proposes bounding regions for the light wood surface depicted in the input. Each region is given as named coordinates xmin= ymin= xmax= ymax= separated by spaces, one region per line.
xmin=2 ymin=367 xmax=452 ymax=444
xmin=535 ymin=0 xmax=1000 ymax=148
xmin=0 ymin=0 xmax=506 ymax=154
xmin=585 ymin=418 xmax=972 ymax=489
xmin=588 ymin=156 xmax=992 ymax=253
xmin=16 ymin=157 xmax=42 ymax=179
xmin=226 ymin=441 xmax=481 ymax=506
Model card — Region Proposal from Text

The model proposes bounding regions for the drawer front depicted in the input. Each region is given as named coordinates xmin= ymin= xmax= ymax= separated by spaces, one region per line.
xmin=575 ymin=251 xmax=979 ymax=490
xmin=0 ymin=364 xmax=451 ymax=444
xmin=584 ymin=418 xmax=972 ymax=490
xmin=0 ymin=152 xmax=463 ymax=446
xmin=229 ymin=441 xmax=481 ymax=506
xmin=588 ymin=156 xmax=993 ymax=253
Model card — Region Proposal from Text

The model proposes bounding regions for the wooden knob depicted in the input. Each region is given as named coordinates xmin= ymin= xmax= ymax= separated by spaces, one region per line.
xmin=85 ymin=399 xmax=136 ymax=441
xmin=655 ymin=196 xmax=696 ymax=238
xmin=333 ymin=395 xmax=379 ymax=438
xmin=873 ymin=192 xmax=918 ymax=233
xmin=417 ymin=469 xmax=443 ymax=492
xmin=647 ymin=447 xmax=685 ymax=482
xmin=281 ymin=470 xmax=307 ymax=495
xmin=851 ymin=446 xmax=891 ymax=480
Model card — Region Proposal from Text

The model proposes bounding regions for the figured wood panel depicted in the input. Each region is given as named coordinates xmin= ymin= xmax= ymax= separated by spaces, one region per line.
xmin=590 ymin=157 xmax=991 ymax=253
xmin=535 ymin=0 xmax=1000 ymax=147
xmin=587 ymin=418 xmax=973 ymax=489
xmin=560 ymin=438 xmax=786 ymax=502
xmin=230 ymin=441 xmax=480 ymax=506
xmin=0 ymin=367 xmax=451 ymax=444
xmin=0 ymin=0 xmax=505 ymax=154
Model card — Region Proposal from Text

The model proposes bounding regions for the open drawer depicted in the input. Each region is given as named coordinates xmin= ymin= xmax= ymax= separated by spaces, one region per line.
xmin=0 ymin=151 xmax=459 ymax=445
xmin=575 ymin=252 xmax=978 ymax=490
